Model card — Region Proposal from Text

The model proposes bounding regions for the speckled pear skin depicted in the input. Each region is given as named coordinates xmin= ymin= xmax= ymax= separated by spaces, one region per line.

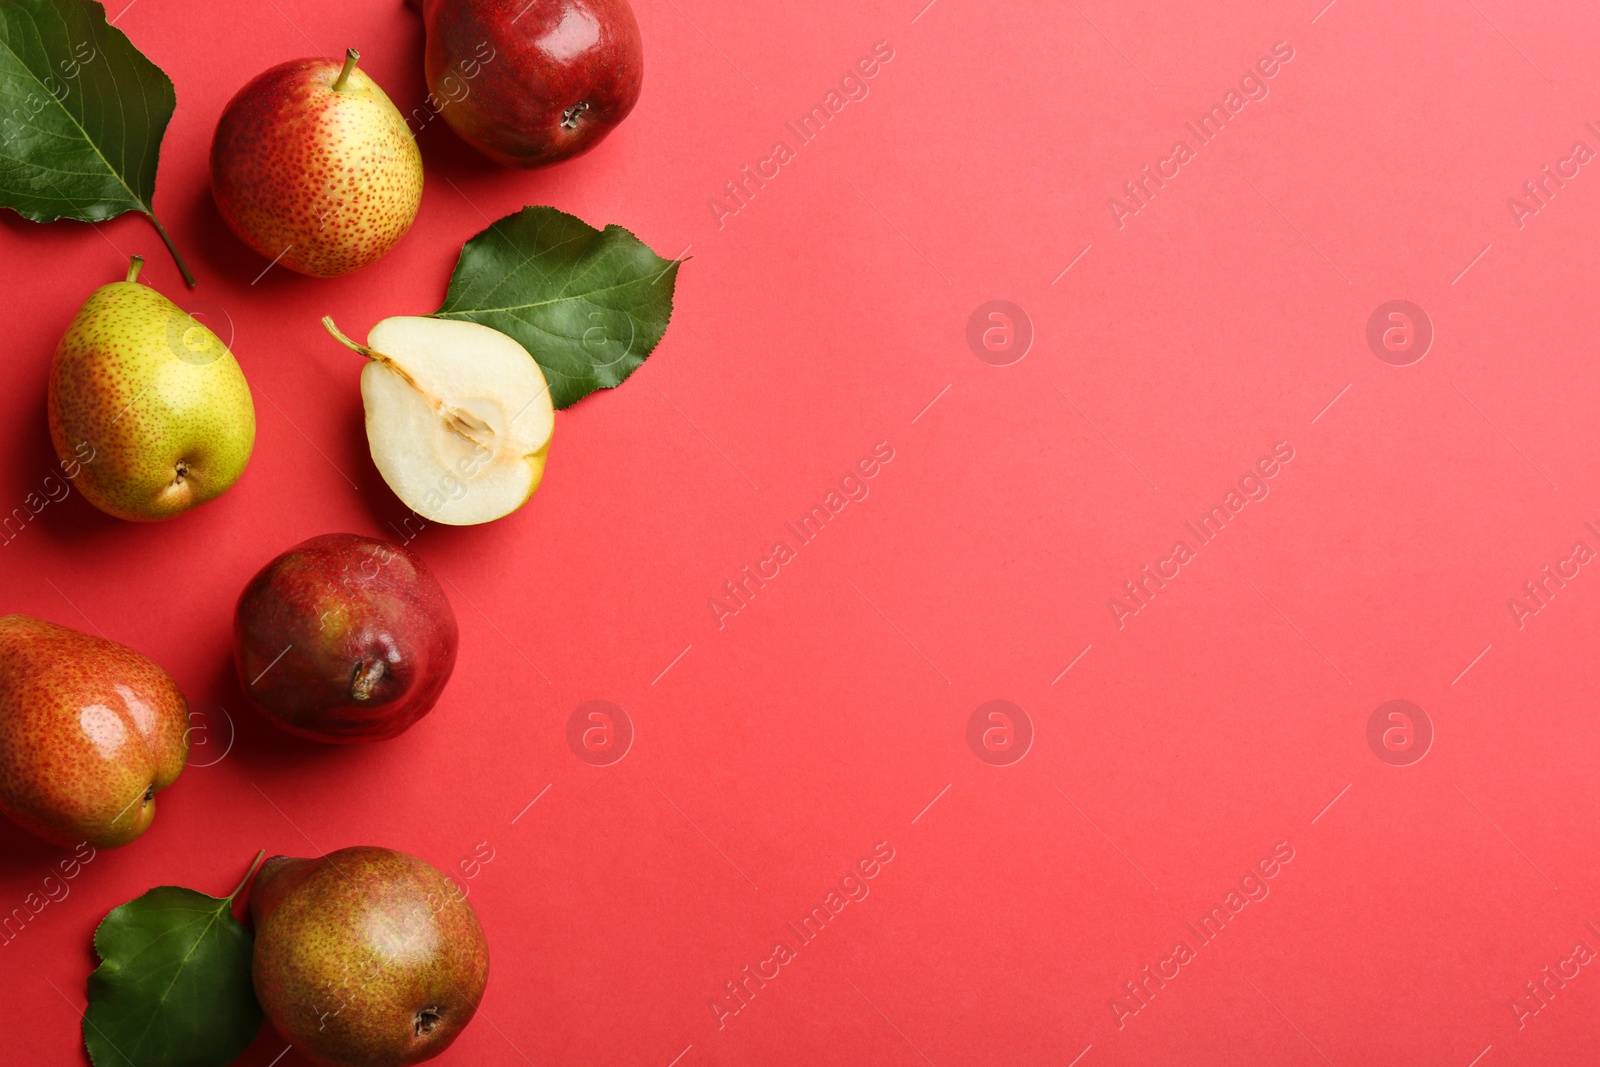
xmin=251 ymin=847 xmax=490 ymax=1067
xmin=211 ymin=55 xmax=424 ymax=277
xmin=0 ymin=616 xmax=189 ymax=848
xmin=47 ymin=271 xmax=256 ymax=522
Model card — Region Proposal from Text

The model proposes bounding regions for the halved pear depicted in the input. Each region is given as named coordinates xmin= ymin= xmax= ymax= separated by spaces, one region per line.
xmin=324 ymin=316 xmax=553 ymax=525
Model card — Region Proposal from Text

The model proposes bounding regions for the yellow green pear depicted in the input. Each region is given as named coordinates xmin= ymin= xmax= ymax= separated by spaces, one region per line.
xmin=48 ymin=256 xmax=256 ymax=521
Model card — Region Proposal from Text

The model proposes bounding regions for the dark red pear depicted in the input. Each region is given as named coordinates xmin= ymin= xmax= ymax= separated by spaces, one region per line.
xmin=422 ymin=0 xmax=644 ymax=168
xmin=233 ymin=534 xmax=458 ymax=743
xmin=251 ymin=846 xmax=490 ymax=1066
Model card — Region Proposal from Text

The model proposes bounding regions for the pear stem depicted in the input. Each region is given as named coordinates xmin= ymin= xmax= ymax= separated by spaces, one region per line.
xmin=227 ymin=849 xmax=268 ymax=902
xmin=324 ymin=316 xmax=374 ymax=358
xmin=351 ymin=659 xmax=386 ymax=701
xmin=323 ymin=316 xmax=383 ymax=363
xmin=321 ymin=316 xmax=500 ymax=452
xmin=143 ymin=211 xmax=197 ymax=288
xmin=332 ymin=48 xmax=360 ymax=91
xmin=126 ymin=255 xmax=144 ymax=284
xmin=322 ymin=316 xmax=425 ymax=392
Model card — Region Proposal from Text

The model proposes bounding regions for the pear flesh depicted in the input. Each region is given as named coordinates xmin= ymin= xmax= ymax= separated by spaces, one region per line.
xmin=48 ymin=257 xmax=256 ymax=521
xmin=339 ymin=316 xmax=553 ymax=526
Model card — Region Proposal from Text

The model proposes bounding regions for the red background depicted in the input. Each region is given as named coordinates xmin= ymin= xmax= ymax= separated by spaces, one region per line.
xmin=4 ymin=0 xmax=1600 ymax=1063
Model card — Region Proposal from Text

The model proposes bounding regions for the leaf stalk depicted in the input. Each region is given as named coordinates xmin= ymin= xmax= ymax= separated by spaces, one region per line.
xmin=143 ymin=211 xmax=196 ymax=287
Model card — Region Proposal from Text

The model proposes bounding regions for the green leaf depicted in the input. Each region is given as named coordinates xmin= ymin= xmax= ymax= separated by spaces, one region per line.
xmin=0 ymin=0 xmax=193 ymax=284
xmin=434 ymin=205 xmax=683 ymax=409
xmin=83 ymin=854 xmax=265 ymax=1067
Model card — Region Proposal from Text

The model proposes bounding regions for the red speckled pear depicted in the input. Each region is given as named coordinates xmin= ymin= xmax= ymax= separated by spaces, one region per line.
xmin=422 ymin=0 xmax=643 ymax=168
xmin=0 ymin=616 xmax=189 ymax=849
xmin=251 ymin=847 xmax=490 ymax=1067
xmin=211 ymin=50 xmax=423 ymax=277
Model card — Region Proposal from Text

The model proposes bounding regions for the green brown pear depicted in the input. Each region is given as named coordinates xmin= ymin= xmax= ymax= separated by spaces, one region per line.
xmin=48 ymin=256 xmax=256 ymax=521
xmin=252 ymin=846 xmax=490 ymax=1066
xmin=0 ymin=615 xmax=189 ymax=848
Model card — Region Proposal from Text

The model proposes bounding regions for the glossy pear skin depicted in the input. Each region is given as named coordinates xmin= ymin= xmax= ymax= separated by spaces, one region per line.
xmin=423 ymin=0 xmax=643 ymax=168
xmin=0 ymin=616 xmax=188 ymax=848
xmin=48 ymin=270 xmax=256 ymax=521
xmin=252 ymin=847 xmax=490 ymax=1067
xmin=212 ymin=55 xmax=423 ymax=277
xmin=233 ymin=534 xmax=458 ymax=743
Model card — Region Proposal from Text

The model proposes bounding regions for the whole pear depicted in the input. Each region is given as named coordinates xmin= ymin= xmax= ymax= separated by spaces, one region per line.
xmin=0 ymin=616 xmax=189 ymax=848
xmin=212 ymin=49 xmax=423 ymax=277
xmin=48 ymin=256 xmax=256 ymax=522
xmin=251 ymin=846 xmax=490 ymax=1067
xmin=422 ymin=0 xmax=644 ymax=168
xmin=233 ymin=534 xmax=459 ymax=743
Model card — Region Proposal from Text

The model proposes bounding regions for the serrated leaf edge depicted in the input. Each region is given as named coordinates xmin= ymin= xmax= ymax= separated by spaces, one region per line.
xmin=83 ymin=885 xmax=249 ymax=1067
xmin=0 ymin=0 xmax=173 ymax=222
xmin=431 ymin=205 xmax=684 ymax=408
